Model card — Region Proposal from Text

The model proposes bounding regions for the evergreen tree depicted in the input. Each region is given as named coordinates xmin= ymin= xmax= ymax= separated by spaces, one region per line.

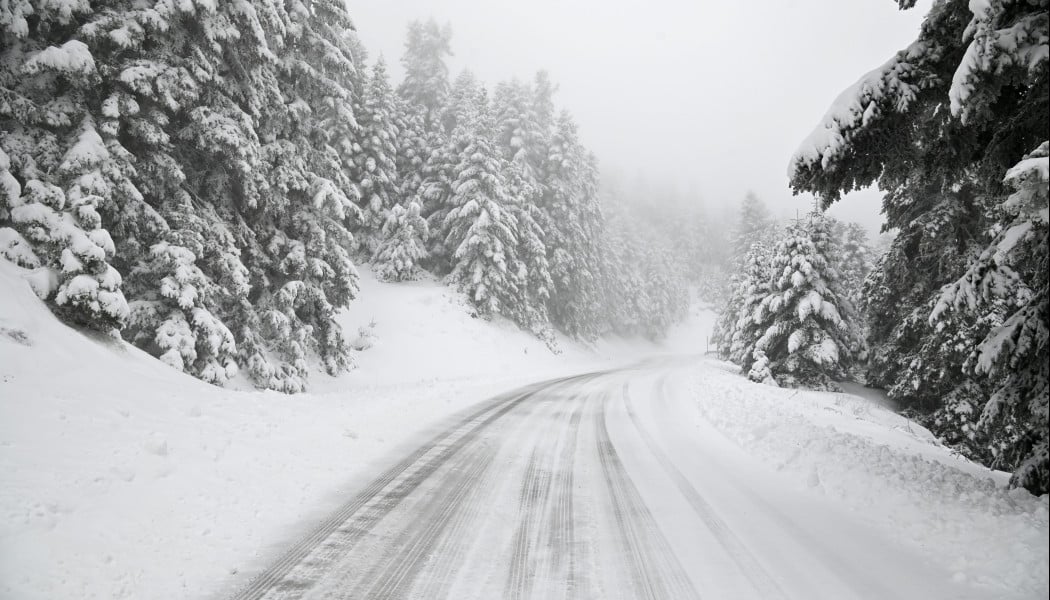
xmin=354 ymin=58 xmax=401 ymax=253
xmin=1 ymin=12 xmax=133 ymax=332
xmin=393 ymin=96 xmax=429 ymax=208
xmin=838 ymin=222 xmax=872 ymax=308
xmin=731 ymin=192 xmax=773 ymax=260
xmin=373 ymin=200 xmax=429 ymax=282
xmin=398 ymin=19 xmax=452 ymax=132
xmin=493 ymin=79 xmax=545 ymax=182
xmin=423 ymin=70 xmax=480 ymax=269
xmin=753 ymin=214 xmax=860 ymax=388
xmin=442 ymin=98 xmax=523 ymax=318
xmin=503 ymin=162 xmax=554 ymax=340
xmin=932 ymin=141 xmax=1049 ymax=492
xmin=542 ymin=111 xmax=604 ymax=340
xmin=728 ymin=240 xmax=777 ymax=366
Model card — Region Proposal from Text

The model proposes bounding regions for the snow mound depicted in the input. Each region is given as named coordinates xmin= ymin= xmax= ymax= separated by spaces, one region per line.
xmin=689 ymin=360 xmax=1049 ymax=598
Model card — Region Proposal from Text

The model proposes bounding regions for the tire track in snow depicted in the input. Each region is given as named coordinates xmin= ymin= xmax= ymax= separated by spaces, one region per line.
xmin=544 ymin=395 xmax=586 ymax=600
xmin=347 ymin=438 xmax=498 ymax=600
xmin=595 ymin=391 xmax=700 ymax=600
xmin=624 ymin=379 xmax=787 ymax=599
xmin=503 ymin=392 xmax=588 ymax=600
xmin=229 ymin=373 xmax=600 ymax=600
xmin=504 ymin=447 xmax=553 ymax=600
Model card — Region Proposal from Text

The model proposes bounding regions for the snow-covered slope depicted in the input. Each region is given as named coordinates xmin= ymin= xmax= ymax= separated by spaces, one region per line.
xmin=0 ymin=262 xmax=695 ymax=600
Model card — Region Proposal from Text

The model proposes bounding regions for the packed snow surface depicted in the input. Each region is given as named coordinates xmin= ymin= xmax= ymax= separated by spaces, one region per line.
xmin=1 ymin=262 xmax=1046 ymax=599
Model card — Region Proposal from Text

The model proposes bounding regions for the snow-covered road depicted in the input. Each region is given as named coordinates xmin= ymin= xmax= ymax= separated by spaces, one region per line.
xmin=229 ymin=357 xmax=982 ymax=600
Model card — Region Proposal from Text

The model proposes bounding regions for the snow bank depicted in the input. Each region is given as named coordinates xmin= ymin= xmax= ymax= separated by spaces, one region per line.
xmin=687 ymin=360 xmax=1049 ymax=598
xmin=0 ymin=261 xmax=706 ymax=600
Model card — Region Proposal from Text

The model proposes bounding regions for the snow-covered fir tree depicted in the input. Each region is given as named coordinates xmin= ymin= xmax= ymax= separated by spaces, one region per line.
xmin=838 ymin=222 xmax=872 ymax=308
xmin=493 ymin=79 xmax=545 ymax=182
xmin=752 ymin=214 xmax=862 ymax=389
xmin=441 ymin=94 xmax=524 ymax=318
xmin=354 ymin=58 xmax=401 ymax=252
xmin=422 ymin=70 xmax=481 ymax=269
xmin=542 ymin=111 xmax=604 ymax=340
xmin=1 ymin=10 xmax=132 ymax=332
xmin=727 ymin=240 xmax=777 ymax=367
xmin=503 ymin=162 xmax=554 ymax=341
xmin=932 ymin=141 xmax=1049 ymax=492
xmin=372 ymin=200 xmax=429 ymax=282
xmin=731 ymin=191 xmax=774 ymax=260
xmin=398 ymin=19 xmax=453 ymax=132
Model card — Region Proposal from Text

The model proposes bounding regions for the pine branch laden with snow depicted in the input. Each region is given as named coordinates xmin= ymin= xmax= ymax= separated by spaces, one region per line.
xmin=787 ymin=36 xmax=936 ymax=198
xmin=125 ymin=242 xmax=239 ymax=385
xmin=949 ymin=0 xmax=1049 ymax=124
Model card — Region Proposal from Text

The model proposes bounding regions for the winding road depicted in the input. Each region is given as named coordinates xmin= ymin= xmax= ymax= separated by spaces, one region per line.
xmin=229 ymin=358 xmax=979 ymax=600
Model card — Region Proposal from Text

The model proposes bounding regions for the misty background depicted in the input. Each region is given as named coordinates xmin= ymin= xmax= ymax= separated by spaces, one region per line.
xmin=349 ymin=0 xmax=932 ymax=236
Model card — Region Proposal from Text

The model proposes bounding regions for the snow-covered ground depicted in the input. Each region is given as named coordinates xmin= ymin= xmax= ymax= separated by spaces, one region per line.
xmin=1 ymin=261 xmax=1046 ymax=600
xmin=676 ymin=363 xmax=1048 ymax=598
xmin=0 ymin=263 xmax=705 ymax=600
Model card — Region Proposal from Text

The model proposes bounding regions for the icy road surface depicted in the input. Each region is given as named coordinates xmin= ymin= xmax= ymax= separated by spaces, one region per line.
xmin=230 ymin=357 xmax=985 ymax=600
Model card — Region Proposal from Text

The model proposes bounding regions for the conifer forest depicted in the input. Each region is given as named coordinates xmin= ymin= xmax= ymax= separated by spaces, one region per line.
xmin=1 ymin=2 xmax=1047 ymax=599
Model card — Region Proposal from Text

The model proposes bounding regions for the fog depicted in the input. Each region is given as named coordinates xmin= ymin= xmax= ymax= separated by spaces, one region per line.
xmin=348 ymin=0 xmax=931 ymax=235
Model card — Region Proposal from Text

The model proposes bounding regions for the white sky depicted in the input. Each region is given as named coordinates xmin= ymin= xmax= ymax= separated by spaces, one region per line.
xmin=346 ymin=0 xmax=931 ymax=234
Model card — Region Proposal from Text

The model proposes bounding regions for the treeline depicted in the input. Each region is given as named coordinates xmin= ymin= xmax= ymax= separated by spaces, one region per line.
xmin=751 ymin=0 xmax=1044 ymax=493
xmin=0 ymin=3 xmax=689 ymax=392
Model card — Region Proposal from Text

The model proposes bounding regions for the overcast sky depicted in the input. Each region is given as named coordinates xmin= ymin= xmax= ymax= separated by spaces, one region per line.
xmin=347 ymin=0 xmax=931 ymax=234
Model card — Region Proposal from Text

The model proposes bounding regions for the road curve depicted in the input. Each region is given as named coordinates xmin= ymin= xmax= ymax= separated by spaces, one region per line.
xmin=227 ymin=358 xmax=980 ymax=600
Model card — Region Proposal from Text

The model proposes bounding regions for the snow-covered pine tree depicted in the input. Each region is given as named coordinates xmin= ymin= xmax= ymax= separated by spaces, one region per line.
xmin=932 ymin=141 xmax=1049 ymax=493
xmin=422 ymin=70 xmax=481 ymax=270
xmin=354 ymin=58 xmax=401 ymax=253
xmin=541 ymin=111 xmax=604 ymax=340
xmin=731 ymin=192 xmax=773 ymax=260
xmin=711 ymin=275 xmax=742 ymax=359
xmin=398 ymin=19 xmax=453 ymax=132
xmin=531 ymin=71 xmax=557 ymax=149
xmin=393 ymin=96 xmax=429 ymax=210
xmin=503 ymin=161 xmax=554 ymax=340
xmin=66 ymin=3 xmax=252 ymax=385
xmin=1 ymin=9 xmax=134 ymax=332
xmin=252 ymin=0 xmax=365 ymax=389
xmin=729 ymin=239 xmax=776 ymax=367
xmin=493 ymin=79 xmax=545 ymax=183
xmin=49 ymin=117 xmax=133 ymax=330
xmin=753 ymin=214 xmax=861 ymax=388
xmin=373 ymin=200 xmax=429 ymax=282
xmin=442 ymin=94 xmax=523 ymax=318
xmin=838 ymin=222 xmax=872 ymax=308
